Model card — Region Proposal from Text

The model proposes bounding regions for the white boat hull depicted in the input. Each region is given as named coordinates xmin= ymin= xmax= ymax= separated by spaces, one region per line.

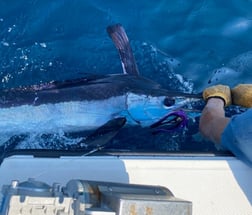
xmin=0 ymin=155 xmax=251 ymax=215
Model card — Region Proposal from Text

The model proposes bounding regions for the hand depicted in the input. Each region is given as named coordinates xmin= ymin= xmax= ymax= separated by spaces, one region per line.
xmin=203 ymin=85 xmax=231 ymax=106
xmin=232 ymin=84 xmax=252 ymax=108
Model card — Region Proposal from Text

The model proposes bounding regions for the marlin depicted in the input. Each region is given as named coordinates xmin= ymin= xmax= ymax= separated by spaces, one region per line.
xmin=0 ymin=24 xmax=202 ymax=144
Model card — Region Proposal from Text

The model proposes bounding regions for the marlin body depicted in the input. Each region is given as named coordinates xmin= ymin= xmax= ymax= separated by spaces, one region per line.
xmin=0 ymin=24 xmax=201 ymax=142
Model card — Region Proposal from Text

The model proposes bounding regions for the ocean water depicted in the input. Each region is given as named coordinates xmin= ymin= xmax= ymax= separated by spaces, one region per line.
xmin=0 ymin=0 xmax=252 ymax=155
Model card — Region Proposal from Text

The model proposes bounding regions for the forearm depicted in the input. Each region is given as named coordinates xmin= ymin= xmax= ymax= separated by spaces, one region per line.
xmin=199 ymin=98 xmax=230 ymax=144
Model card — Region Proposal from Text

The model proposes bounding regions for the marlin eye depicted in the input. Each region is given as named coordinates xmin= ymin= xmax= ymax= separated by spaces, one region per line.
xmin=163 ymin=97 xmax=175 ymax=107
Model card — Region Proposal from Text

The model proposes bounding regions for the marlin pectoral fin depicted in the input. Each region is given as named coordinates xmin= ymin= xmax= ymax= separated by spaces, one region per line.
xmin=76 ymin=117 xmax=126 ymax=150
xmin=107 ymin=24 xmax=139 ymax=76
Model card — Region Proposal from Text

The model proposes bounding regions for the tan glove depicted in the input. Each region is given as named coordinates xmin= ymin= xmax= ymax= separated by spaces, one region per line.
xmin=203 ymin=85 xmax=231 ymax=106
xmin=231 ymin=84 xmax=252 ymax=108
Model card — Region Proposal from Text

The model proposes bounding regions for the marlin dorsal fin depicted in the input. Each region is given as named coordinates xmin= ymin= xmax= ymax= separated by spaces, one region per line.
xmin=107 ymin=24 xmax=139 ymax=76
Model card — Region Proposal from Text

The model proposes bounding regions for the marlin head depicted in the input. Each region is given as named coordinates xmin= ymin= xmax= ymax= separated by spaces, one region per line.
xmin=107 ymin=24 xmax=201 ymax=130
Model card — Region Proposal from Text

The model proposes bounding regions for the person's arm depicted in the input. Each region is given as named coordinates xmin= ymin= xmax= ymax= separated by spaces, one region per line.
xmin=199 ymin=85 xmax=231 ymax=144
xmin=200 ymin=84 xmax=252 ymax=144
xmin=200 ymin=84 xmax=252 ymax=167
xmin=199 ymin=98 xmax=230 ymax=144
